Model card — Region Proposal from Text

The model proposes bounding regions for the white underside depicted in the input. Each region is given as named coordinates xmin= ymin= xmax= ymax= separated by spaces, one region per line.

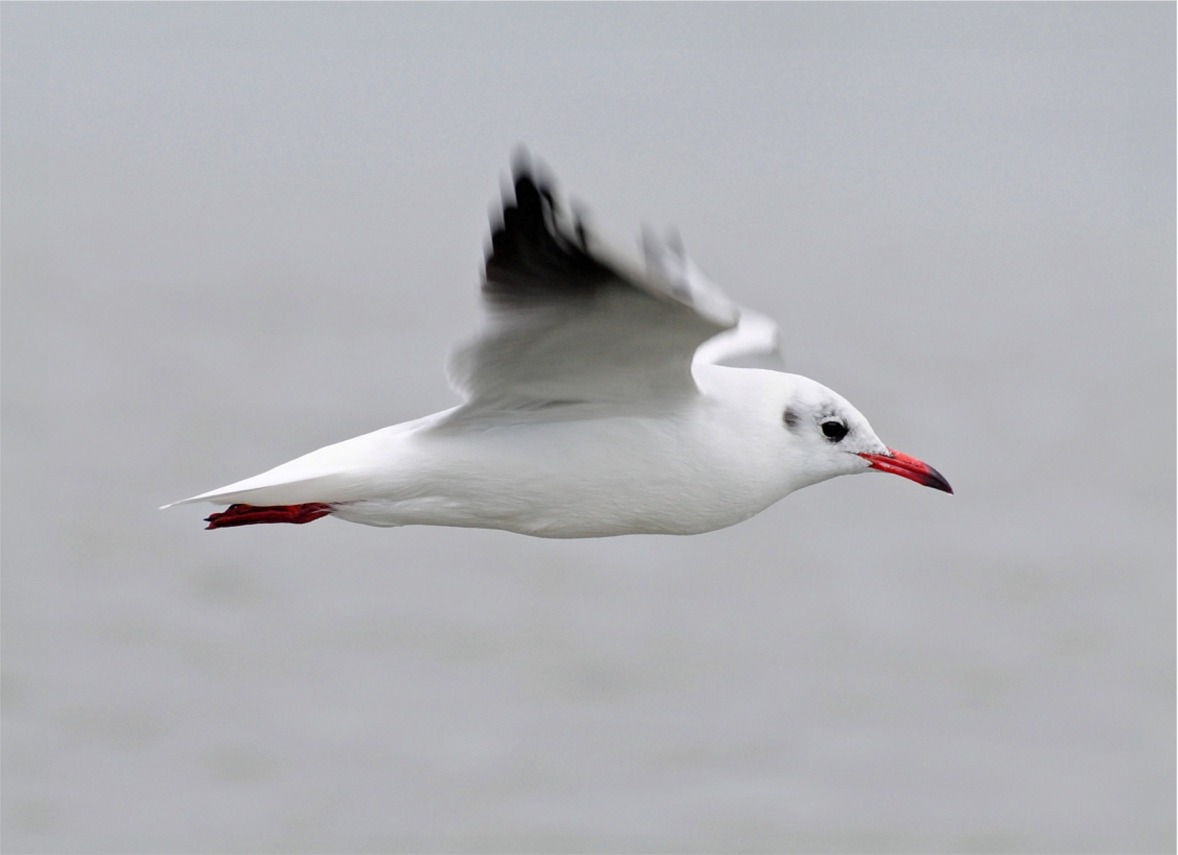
xmin=163 ymin=367 xmax=858 ymax=538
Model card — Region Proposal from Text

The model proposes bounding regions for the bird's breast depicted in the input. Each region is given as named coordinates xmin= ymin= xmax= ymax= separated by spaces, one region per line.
xmin=365 ymin=408 xmax=784 ymax=537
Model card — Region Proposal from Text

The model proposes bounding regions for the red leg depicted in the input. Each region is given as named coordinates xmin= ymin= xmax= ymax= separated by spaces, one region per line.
xmin=205 ymin=503 xmax=333 ymax=530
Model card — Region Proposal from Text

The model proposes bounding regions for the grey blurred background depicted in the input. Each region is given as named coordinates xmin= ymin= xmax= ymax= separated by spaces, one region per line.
xmin=2 ymin=3 xmax=1173 ymax=853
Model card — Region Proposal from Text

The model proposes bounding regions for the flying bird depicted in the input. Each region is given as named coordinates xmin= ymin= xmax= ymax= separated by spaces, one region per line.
xmin=164 ymin=156 xmax=951 ymax=537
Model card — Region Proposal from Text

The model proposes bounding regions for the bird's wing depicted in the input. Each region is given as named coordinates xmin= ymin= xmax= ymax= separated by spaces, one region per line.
xmin=640 ymin=230 xmax=787 ymax=372
xmin=445 ymin=161 xmax=741 ymax=413
xmin=693 ymin=306 xmax=785 ymax=370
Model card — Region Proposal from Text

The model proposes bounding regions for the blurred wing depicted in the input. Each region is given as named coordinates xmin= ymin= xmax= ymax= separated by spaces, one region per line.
xmin=446 ymin=162 xmax=740 ymax=411
xmin=693 ymin=306 xmax=785 ymax=370
xmin=642 ymin=229 xmax=786 ymax=371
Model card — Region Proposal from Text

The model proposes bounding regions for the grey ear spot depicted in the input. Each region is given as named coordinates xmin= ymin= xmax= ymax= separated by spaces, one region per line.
xmin=782 ymin=408 xmax=800 ymax=430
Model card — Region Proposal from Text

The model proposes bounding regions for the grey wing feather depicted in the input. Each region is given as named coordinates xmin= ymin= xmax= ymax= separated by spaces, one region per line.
xmin=642 ymin=229 xmax=786 ymax=371
xmin=446 ymin=161 xmax=739 ymax=410
xmin=694 ymin=307 xmax=786 ymax=370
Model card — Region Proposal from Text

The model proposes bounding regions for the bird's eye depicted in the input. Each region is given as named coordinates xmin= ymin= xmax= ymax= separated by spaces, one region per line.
xmin=821 ymin=419 xmax=849 ymax=442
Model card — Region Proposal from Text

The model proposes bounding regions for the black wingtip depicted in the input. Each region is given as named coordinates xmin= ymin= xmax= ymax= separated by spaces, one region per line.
xmin=513 ymin=169 xmax=544 ymax=218
xmin=510 ymin=144 xmax=533 ymax=181
xmin=510 ymin=147 xmax=542 ymax=201
xmin=508 ymin=147 xmax=561 ymax=208
xmin=483 ymin=151 xmax=612 ymax=296
xmin=498 ymin=147 xmax=554 ymax=242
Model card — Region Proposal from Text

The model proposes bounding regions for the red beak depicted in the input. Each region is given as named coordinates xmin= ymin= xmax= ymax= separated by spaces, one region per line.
xmin=858 ymin=448 xmax=953 ymax=494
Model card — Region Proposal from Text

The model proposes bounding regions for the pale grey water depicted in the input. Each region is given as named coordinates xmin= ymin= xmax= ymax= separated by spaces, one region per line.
xmin=2 ymin=4 xmax=1173 ymax=853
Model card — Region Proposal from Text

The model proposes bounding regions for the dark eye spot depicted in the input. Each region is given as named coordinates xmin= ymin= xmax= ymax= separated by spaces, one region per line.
xmin=821 ymin=419 xmax=849 ymax=442
xmin=782 ymin=408 xmax=800 ymax=430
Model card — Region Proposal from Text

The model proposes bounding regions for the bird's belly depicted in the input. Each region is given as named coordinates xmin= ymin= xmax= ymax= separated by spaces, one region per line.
xmin=332 ymin=488 xmax=760 ymax=537
xmin=331 ymin=433 xmax=774 ymax=537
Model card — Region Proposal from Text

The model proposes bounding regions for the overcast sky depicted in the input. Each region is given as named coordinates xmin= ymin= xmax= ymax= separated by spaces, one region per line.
xmin=3 ymin=4 xmax=1173 ymax=852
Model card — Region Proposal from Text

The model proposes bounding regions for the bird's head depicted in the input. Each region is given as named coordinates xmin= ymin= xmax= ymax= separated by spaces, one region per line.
xmin=775 ymin=374 xmax=953 ymax=495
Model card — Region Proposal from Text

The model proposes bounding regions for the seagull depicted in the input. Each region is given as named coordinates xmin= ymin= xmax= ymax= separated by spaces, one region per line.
xmin=163 ymin=155 xmax=951 ymax=537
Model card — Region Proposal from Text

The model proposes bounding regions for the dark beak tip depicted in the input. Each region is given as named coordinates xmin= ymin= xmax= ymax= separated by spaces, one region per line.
xmin=925 ymin=466 xmax=954 ymax=495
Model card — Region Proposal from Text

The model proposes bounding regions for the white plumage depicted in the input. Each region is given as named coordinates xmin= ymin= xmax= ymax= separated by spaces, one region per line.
xmin=163 ymin=156 xmax=950 ymax=536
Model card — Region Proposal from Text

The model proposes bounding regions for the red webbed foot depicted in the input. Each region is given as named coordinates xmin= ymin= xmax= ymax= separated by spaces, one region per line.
xmin=205 ymin=503 xmax=333 ymax=530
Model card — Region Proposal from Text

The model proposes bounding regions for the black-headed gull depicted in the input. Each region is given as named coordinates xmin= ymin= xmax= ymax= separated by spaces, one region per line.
xmin=164 ymin=156 xmax=951 ymax=537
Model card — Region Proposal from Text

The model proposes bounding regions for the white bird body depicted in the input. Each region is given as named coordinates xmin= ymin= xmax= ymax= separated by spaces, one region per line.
xmin=165 ymin=157 xmax=950 ymax=536
xmin=176 ymin=367 xmax=861 ymax=537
